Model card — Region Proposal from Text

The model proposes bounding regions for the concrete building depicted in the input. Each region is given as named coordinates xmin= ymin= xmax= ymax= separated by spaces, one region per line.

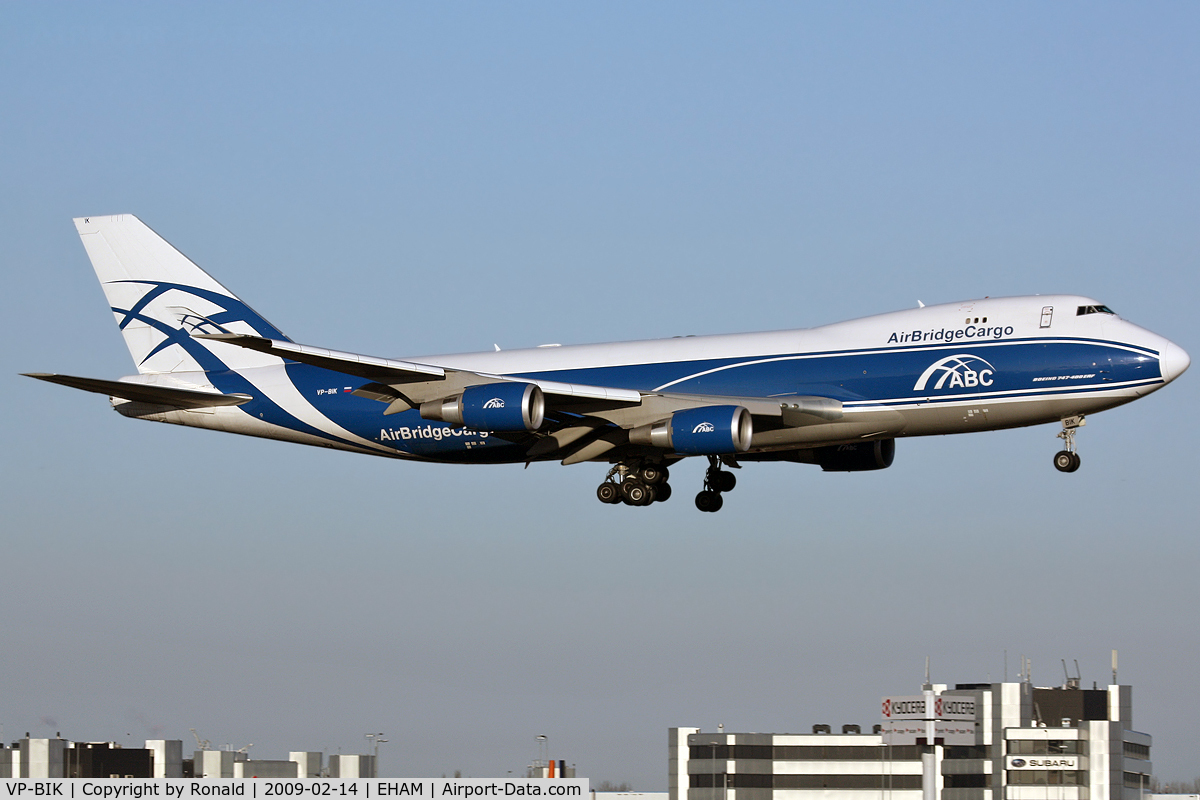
xmin=672 ymin=680 xmax=1152 ymax=800
xmin=329 ymin=754 xmax=376 ymax=778
xmin=291 ymin=751 xmax=324 ymax=778
xmin=194 ymin=749 xmax=247 ymax=778
xmin=2 ymin=737 xmax=383 ymax=779
xmin=20 ymin=737 xmax=66 ymax=778
xmin=65 ymin=742 xmax=153 ymax=778
xmin=234 ymin=760 xmax=300 ymax=778
xmin=147 ymin=740 xmax=184 ymax=778
xmin=1 ymin=738 xmax=168 ymax=779
xmin=0 ymin=744 xmax=16 ymax=778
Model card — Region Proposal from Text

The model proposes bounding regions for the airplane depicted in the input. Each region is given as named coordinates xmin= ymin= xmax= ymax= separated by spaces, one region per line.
xmin=25 ymin=215 xmax=1190 ymax=512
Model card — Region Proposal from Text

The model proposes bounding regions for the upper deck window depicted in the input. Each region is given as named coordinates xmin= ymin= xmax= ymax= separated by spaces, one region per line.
xmin=1077 ymin=305 xmax=1115 ymax=316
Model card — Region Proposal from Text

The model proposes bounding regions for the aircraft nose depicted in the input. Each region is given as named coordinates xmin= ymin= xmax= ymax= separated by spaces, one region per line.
xmin=1160 ymin=341 xmax=1191 ymax=383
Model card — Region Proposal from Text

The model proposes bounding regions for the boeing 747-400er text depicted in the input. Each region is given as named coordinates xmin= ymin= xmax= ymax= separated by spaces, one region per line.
xmin=26 ymin=215 xmax=1191 ymax=511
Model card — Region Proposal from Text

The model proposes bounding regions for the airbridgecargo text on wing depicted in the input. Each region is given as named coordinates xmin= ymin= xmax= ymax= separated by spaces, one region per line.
xmin=379 ymin=426 xmax=492 ymax=442
xmin=888 ymin=325 xmax=1015 ymax=344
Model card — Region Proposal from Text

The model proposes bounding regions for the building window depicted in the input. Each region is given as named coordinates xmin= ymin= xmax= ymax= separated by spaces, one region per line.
xmin=771 ymin=744 xmax=921 ymax=761
xmin=1125 ymin=773 xmax=1150 ymax=789
xmin=775 ymin=775 xmax=923 ymax=790
xmin=944 ymin=774 xmax=992 ymax=788
xmin=1007 ymin=771 xmax=1083 ymax=785
xmin=688 ymin=745 xmax=772 ymax=761
xmin=1124 ymin=742 xmax=1150 ymax=760
xmin=691 ymin=774 xmax=924 ymax=790
xmin=691 ymin=744 xmax=922 ymax=761
xmin=944 ymin=745 xmax=993 ymax=759
xmin=1008 ymin=740 xmax=1082 ymax=755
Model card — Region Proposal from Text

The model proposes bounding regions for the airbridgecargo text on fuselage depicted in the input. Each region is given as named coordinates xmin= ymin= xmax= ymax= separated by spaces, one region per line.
xmin=888 ymin=325 xmax=1015 ymax=344
xmin=380 ymin=425 xmax=491 ymax=442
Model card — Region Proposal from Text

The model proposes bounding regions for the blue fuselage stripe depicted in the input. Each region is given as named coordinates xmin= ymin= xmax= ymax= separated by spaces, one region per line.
xmin=510 ymin=339 xmax=1162 ymax=402
xmin=241 ymin=337 xmax=1164 ymax=460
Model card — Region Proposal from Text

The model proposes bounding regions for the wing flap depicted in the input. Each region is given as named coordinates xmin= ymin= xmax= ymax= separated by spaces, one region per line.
xmin=202 ymin=333 xmax=645 ymax=408
xmin=23 ymin=373 xmax=252 ymax=408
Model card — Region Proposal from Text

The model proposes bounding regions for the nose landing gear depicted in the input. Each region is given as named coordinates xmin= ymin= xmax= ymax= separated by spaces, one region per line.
xmin=1053 ymin=415 xmax=1084 ymax=473
xmin=695 ymin=456 xmax=738 ymax=512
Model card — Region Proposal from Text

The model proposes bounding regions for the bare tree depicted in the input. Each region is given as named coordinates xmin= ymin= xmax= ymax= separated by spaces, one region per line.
xmin=594 ymin=782 xmax=633 ymax=792
xmin=1151 ymin=776 xmax=1200 ymax=794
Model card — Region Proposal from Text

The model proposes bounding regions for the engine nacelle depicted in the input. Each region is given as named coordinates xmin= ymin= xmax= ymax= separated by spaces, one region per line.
xmin=420 ymin=382 xmax=545 ymax=431
xmin=815 ymin=439 xmax=895 ymax=472
xmin=629 ymin=405 xmax=753 ymax=455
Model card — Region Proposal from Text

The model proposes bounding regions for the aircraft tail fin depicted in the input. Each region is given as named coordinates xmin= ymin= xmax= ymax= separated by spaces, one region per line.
xmin=74 ymin=215 xmax=291 ymax=375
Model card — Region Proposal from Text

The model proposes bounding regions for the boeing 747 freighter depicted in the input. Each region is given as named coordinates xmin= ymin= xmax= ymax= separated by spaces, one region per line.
xmin=26 ymin=215 xmax=1190 ymax=511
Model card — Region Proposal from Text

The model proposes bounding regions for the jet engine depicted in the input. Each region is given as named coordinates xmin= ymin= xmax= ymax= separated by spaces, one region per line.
xmin=814 ymin=439 xmax=895 ymax=471
xmin=629 ymin=405 xmax=753 ymax=455
xmin=420 ymin=382 xmax=545 ymax=431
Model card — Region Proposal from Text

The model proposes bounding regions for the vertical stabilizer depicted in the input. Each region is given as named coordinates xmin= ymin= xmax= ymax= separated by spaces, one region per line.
xmin=74 ymin=215 xmax=291 ymax=374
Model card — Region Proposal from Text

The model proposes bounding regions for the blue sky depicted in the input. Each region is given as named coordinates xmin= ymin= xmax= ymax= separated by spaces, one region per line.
xmin=2 ymin=1 xmax=1198 ymax=786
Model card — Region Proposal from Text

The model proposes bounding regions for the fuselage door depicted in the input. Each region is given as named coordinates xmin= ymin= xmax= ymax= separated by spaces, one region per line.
xmin=1040 ymin=306 xmax=1054 ymax=328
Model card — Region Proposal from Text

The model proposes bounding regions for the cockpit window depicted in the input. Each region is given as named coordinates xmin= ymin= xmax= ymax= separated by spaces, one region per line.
xmin=1077 ymin=305 xmax=1115 ymax=316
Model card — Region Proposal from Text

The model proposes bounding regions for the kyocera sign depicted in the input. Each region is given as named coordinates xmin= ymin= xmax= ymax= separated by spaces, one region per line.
xmin=882 ymin=695 xmax=977 ymax=721
xmin=882 ymin=697 xmax=928 ymax=718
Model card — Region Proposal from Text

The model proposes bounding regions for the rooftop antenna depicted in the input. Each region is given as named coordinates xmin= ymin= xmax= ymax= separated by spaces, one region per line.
xmin=190 ymin=729 xmax=211 ymax=751
xmin=1112 ymin=650 xmax=1118 ymax=685
xmin=1061 ymin=660 xmax=1080 ymax=689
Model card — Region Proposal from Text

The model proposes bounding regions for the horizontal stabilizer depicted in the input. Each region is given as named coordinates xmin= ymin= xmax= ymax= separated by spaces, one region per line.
xmin=23 ymin=373 xmax=253 ymax=409
xmin=196 ymin=333 xmax=447 ymax=382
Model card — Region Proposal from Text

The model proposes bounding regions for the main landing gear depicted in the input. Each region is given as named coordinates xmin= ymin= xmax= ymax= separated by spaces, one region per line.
xmin=596 ymin=456 xmax=740 ymax=511
xmin=1053 ymin=415 xmax=1085 ymax=473
xmin=695 ymin=456 xmax=737 ymax=513
xmin=596 ymin=462 xmax=672 ymax=506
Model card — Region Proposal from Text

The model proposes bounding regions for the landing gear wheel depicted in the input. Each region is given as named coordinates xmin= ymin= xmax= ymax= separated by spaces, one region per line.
xmin=695 ymin=490 xmax=724 ymax=512
xmin=638 ymin=464 xmax=668 ymax=485
xmin=597 ymin=483 xmax=621 ymax=504
xmin=621 ymin=480 xmax=650 ymax=506
xmin=713 ymin=471 xmax=737 ymax=493
xmin=654 ymin=482 xmax=673 ymax=503
xmin=1053 ymin=450 xmax=1082 ymax=473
